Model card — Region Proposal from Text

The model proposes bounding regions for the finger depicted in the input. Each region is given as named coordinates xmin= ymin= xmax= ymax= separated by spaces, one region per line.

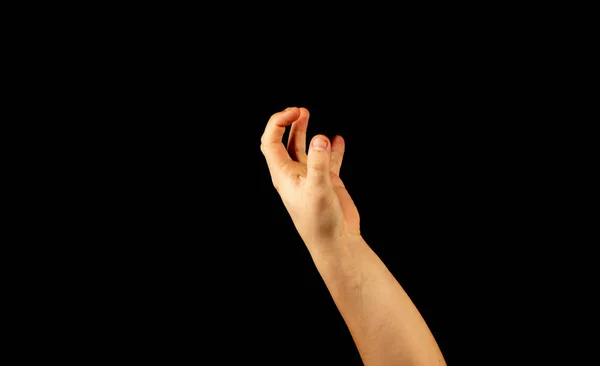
xmin=287 ymin=107 xmax=309 ymax=163
xmin=260 ymin=107 xmax=301 ymax=175
xmin=330 ymin=135 xmax=345 ymax=176
xmin=306 ymin=134 xmax=332 ymax=188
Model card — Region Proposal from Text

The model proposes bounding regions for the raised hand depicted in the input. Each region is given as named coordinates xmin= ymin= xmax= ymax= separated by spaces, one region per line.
xmin=260 ymin=107 xmax=360 ymax=250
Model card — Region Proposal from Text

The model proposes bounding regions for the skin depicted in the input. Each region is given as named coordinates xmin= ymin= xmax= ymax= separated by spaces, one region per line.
xmin=260 ymin=107 xmax=447 ymax=366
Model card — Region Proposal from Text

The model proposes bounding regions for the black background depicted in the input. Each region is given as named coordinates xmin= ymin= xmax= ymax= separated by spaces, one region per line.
xmin=23 ymin=6 xmax=548 ymax=364
xmin=78 ymin=65 xmax=506 ymax=364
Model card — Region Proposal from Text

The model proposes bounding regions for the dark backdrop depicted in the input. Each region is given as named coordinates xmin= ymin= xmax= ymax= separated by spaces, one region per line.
xmin=37 ymin=7 xmax=538 ymax=364
xmin=78 ymin=69 xmax=501 ymax=364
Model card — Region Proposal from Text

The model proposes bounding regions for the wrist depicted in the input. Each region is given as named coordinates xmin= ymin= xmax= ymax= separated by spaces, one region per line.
xmin=304 ymin=233 xmax=366 ymax=265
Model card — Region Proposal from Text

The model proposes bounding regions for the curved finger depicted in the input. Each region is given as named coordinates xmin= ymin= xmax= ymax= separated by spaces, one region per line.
xmin=330 ymin=135 xmax=345 ymax=176
xmin=260 ymin=107 xmax=301 ymax=175
xmin=287 ymin=107 xmax=310 ymax=163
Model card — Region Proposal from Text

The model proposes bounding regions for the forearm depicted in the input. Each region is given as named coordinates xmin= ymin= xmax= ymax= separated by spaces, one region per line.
xmin=306 ymin=236 xmax=446 ymax=366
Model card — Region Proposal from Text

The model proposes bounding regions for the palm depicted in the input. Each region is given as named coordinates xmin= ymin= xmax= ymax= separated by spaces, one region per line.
xmin=281 ymin=159 xmax=359 ymax=237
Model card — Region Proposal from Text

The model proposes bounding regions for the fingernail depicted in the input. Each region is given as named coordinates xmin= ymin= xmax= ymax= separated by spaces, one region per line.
xmin=312 ymin=137 xmax=327 ymax=151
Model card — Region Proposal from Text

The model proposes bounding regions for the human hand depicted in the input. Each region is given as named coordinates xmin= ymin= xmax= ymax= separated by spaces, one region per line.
xmin=260 ymin=107 xmax=361 ymax=250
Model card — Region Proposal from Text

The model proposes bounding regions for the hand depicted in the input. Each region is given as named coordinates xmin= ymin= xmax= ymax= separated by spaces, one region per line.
xmin=260 ymin=107 xmax=361 ymax=249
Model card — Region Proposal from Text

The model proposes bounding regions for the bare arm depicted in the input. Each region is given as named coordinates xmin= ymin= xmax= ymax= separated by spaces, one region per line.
xmin=260 ymin=107 xmax=446 ymax=365
xmin=307 ymin=235 xmax=446 ymax=366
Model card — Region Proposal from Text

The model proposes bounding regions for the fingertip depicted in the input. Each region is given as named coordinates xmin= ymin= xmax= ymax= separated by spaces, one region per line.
xmin=298 ymin=107 xmax=310 ymax=117
xmin=310 ymin=134 xmax=330 ymax=151
xmin=283 ymin=106 xmax=299 ymax=114
xmin=332 ymin=135 xmax=345 ymax=147
xmin=285 ymin=107 xmax=301 ymax=116
xmin=274 ymin=107 xmax=301 ymax=126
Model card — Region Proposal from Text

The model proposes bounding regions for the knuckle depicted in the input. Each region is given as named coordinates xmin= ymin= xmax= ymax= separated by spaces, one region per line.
xmin=311 ymin=162 xmax=327 ymax=171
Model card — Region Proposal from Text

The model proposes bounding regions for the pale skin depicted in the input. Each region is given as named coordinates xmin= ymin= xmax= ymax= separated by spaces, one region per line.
xmin=260 ymin=107 xmax=447 ymax=366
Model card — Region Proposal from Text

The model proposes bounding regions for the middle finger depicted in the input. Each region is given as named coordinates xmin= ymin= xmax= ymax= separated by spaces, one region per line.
xmin=287 ymin=107 xmax=310 ymax=163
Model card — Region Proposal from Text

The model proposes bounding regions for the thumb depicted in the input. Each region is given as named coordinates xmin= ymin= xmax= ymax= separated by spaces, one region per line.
xmin=307 ymin=135 xmax=332 ymax=187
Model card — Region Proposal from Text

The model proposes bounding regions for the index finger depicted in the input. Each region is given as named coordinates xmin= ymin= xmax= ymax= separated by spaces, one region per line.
xmin=260 ymin=107 xmax=301 ymax=173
